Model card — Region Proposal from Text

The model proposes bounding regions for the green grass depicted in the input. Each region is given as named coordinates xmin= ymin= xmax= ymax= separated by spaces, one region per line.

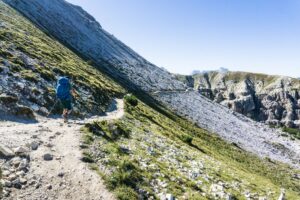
xmin=282 ymin=127 xmax=300 ymax=140
xmin=82 ymin=97 xmax=300 ymax=199
xmin=124 ymin=94 xmax=138 ymax=107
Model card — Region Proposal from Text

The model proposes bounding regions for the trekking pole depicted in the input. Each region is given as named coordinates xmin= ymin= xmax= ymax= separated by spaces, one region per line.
xmin=47 ymin=99 xmax=59 ymax=117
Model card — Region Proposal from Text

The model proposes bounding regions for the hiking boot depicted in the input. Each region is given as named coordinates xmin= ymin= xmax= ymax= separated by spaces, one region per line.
xmin=62 ymin=113 xmax=68 ymax=123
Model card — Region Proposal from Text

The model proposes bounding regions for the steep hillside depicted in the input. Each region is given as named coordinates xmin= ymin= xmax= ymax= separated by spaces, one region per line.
xmin=0 ymin=1 xmax=124 ymax=119
xmin=4 ymin=0 xmax=299 ymax=169
xmin=177 ymin=71 xmax=300 ymax=131
xmin=81 ymin=95 xmax=300 ymax=199
xmin=3 ymin=0 xmax=186 ymax=93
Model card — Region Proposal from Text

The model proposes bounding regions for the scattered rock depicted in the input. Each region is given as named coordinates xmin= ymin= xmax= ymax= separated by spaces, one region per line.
xmin=2 ymin=170 xmax=11 ymax=177
xmin=292 ymin=174 xmax=300 ymax=180
xmin=209 ymin=183 xmax=231 ymax=199
xmin=30 ymin=141 xmax=39 ymax=150
xmin=10 ymin=157 xmax=22 ymax=167
xmin=47 ymin=184 xmax=53 ymax=190
xmin=0 ymin=145 xmax=14 ymax=157
xmin=45 ymin=142 xmax=54 ymax=148
xmin=43 ymin=153 xmax=53 ymax=161
xmin=14 ymin=146 xmax=30 ymax=156
xmin=19 ymin=178 xmax=27 ymax=185
xmin=278 ymin=189 xmax=285 ymax=200
xmin=12 ymin=178 xmax=22 ymax=189
xmin=39 ymin=107 xmax=49 ymax=115
xmin=30 ymin=104 xmax=39 ymax=112
xmin=58 ymin=172 xmax=65 ymax=178
xmin=2 ymin=180 xmax=12 ymax=188
xmin=16 ymin=171 xmax=25 ymax=177
xmin=55 ymin=131 xmax=62 ymax=136
xmin=8 ymin=174 xmax=17 ymax=181
xmin=18 ymin=158 xmax=29 ymax=170
xmin=165 ymin=193 xmax=175 ymax=200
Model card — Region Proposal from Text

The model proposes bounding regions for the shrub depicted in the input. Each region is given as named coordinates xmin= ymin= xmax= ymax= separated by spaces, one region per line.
xmin=86 ymin=121 xmax=131 ymax=141
xmin=180 ymin=134 xmax=193 ymax=145
xmin=115 ymin=186 xmax=138 ymax=200
xmin=124 ymin=94 xmax=138 ymax=107
xmin=40 ymin=69 xmax=55 ymax=81
xmin=21 ymin=70 xmax=39 ymax=83
xmin=282 ymin=127 xmax=300 ymax=139
xmin=81 ymin=151 xmax=95 ymax=163
xmin=107 ymin=158 xmax=141 ymax=189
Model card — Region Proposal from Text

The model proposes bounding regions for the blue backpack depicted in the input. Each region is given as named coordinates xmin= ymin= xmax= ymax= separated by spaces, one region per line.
xmin=56 ymin=77 xmax=71 ymax=100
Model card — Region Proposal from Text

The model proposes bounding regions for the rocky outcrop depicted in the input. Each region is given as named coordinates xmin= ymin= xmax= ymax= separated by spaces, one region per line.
xmin=178 ymin=71 xmax=300 ymax=129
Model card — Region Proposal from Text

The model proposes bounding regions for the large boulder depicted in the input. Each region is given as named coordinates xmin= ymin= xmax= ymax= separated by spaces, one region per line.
xmin=13 ymin=105 xmax=35 ymax=119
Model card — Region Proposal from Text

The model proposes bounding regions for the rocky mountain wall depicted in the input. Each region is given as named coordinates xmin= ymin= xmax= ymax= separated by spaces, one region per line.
xmin=178 ymin=71 xmax=300 ymax=129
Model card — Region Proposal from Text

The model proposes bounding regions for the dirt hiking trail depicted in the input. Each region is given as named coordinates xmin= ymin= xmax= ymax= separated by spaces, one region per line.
xmin=0 ymin=99 xmax=124 ymax=200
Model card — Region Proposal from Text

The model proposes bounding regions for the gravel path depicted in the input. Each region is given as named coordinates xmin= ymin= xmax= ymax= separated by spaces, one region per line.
xmin=0 ymin=99 xmax=124 ymax=200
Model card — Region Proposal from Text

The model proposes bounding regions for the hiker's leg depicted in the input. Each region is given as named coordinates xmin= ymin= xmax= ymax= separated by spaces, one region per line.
xmin=66 ymin=100 xmax=73 ymax=116
xmin=63 ymin=100 xmax=72 ymax=123
xmin=63 ymin=109 xmax=68 ymax=122
xmin=63 ymin=109 xmax=68 ymax=116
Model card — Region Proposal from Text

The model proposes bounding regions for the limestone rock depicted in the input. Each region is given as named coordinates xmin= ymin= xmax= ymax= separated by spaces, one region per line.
xmin=177 ymin=71 xmax=300 ymax=129
xmin=14 ymin=146 xmax=29 ymax=155
xmin=0 ymin=145 xmax=14 ymax=157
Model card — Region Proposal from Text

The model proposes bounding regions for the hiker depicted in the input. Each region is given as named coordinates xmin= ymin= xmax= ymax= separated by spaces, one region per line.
xmin=56 ymin=76 xmax=78 ymax=123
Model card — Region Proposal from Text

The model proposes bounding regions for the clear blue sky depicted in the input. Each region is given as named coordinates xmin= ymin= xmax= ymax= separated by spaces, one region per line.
xmin=67 ymin=0 xmax=300 ymax=77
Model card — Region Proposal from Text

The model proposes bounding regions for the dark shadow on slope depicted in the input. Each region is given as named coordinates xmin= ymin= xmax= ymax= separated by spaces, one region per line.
xmin=0 ymin=112 xmax=38 ymax=124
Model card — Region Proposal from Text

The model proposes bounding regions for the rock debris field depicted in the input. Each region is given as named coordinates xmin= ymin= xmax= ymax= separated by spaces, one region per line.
xmin=156 ymin=91 xmax=300 ymax=169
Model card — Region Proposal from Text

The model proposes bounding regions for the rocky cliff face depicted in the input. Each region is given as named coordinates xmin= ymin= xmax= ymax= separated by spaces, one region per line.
xmin=177 ymin=71 xmax=300 ymax=129
xmin=4 ymin=0 xmax=300 ymax=168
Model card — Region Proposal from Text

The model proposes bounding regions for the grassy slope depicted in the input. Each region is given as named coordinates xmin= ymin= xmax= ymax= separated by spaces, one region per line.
xmin=82 ymin=96 xmax=300 ymax=200
xmin=0 ymin=2 xmax=125 ymax=112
